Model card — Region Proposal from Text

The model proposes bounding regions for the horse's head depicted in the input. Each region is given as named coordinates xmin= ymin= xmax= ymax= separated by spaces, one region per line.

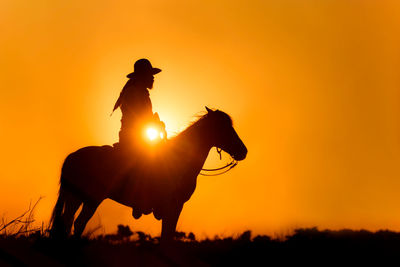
xmin=204 ymin=107 xmax=247 ymax=161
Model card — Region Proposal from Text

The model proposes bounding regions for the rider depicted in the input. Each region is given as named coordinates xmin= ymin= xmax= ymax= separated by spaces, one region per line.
xmin=112 ymin=58 xmax=166 ymax=153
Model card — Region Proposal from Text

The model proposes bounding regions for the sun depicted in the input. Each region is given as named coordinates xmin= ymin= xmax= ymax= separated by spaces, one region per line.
xmin=146 ymin=127 xmax=159 ymax=141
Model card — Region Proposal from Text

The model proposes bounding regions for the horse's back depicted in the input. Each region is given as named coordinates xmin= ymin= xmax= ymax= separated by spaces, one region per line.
xmin=62 ymin=145 xmax=114 ymax=174
xmin=61 ymin=145 xmax=119 ymax=203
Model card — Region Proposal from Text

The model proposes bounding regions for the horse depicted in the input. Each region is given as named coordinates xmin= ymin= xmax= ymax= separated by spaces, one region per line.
xmin=49 ymin=107 xmax=247 ymax=243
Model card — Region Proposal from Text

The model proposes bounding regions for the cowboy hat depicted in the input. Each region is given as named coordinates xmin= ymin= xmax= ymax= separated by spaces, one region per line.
xmin=127 ymin=58 xmax=161 ymax=78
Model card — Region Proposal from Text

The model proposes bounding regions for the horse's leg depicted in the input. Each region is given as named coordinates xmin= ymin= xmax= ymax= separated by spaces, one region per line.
xmin=161 ymin=202 xmax=183 ymax=246
xmin=73 ymin=202 xmax=99 ymax=238
xmin=62 ymin=193 xmax=82 ymax=236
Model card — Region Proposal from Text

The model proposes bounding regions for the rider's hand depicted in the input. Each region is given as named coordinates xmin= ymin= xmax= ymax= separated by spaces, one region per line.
xmin=160 ymin=121 xmax=165 ymax=128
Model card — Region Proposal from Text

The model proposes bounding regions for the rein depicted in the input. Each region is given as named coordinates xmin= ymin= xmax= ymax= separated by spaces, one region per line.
xmin=200 ymin=147 xmax=238 ymax=176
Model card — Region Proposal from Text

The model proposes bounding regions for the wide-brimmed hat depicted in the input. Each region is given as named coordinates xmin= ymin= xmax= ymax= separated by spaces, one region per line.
xmin=127 ymin=58 xmax=161 ymax=78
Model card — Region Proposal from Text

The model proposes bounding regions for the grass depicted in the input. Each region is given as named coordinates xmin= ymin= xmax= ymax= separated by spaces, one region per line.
xmin=1 ymin=202 xmax=400 ymax=266
xmin=0 ymin=197 xmax=45 ymax=238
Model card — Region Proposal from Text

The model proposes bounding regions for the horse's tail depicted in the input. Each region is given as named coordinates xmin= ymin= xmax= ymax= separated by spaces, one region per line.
xmin=49 ymin=184 xmax=66 ymax=238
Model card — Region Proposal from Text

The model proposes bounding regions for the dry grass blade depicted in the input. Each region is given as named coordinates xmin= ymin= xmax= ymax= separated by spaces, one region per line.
xmin=0 ymin=197 xmax=43 ymax=237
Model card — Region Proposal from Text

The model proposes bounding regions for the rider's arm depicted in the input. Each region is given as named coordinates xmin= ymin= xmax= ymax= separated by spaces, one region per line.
xmin=121 ymin=87 xmax=153 ymax=120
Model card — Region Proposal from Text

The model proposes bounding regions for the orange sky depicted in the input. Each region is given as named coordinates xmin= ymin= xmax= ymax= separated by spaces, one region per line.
xmin=1 ymin=0 xmax=400 ymax=238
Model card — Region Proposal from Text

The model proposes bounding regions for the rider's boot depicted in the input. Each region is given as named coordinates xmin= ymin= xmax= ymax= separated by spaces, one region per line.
xmin=132 ymin=208 xmax=142 ymax=219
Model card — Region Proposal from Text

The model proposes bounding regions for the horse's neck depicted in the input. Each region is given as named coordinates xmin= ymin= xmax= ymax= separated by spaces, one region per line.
xmin=174 ymin=122 xmax=213 ymax=171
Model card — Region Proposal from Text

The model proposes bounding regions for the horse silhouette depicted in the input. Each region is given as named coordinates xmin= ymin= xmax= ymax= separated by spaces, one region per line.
xmin=50 ymin=107 xmax=247 ymax=243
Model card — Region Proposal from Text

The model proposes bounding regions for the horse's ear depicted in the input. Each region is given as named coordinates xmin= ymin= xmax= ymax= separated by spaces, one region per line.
xmin=205 ymin=106 xmax=213 ymax=113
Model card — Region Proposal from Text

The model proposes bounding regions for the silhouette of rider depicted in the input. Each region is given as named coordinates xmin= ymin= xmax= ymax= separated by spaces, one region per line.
xmin=112 ymin=58 xmax=166 ymax=152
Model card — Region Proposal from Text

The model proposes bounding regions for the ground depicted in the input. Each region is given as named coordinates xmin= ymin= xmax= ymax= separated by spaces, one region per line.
xmin=1 ymin=227 xmax=400 ymax=266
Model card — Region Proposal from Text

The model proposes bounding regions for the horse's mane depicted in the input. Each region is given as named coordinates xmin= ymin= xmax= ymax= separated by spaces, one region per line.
xmin=171 ymin=109 xmax=233 ymax=141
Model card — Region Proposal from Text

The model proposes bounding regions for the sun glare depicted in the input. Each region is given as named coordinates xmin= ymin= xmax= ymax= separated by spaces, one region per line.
xmin=146 ymin=127 xmax=159 ymax=141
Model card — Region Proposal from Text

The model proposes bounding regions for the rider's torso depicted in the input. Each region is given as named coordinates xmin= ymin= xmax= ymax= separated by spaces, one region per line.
xmin=120 ymin=83 xmax=153 ymax=131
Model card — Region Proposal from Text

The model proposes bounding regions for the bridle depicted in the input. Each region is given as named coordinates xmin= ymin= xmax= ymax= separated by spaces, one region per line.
xmin=199 ymin=147 xmax=238 ymax=176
